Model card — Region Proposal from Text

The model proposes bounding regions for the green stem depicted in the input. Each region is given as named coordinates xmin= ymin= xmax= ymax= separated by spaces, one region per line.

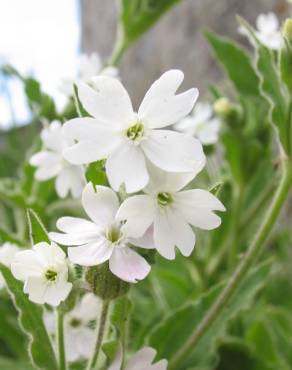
xmin=168 ymin=158 xmax=292 ymax=370
xmin=56 ymin=310 xmax=66 ymax=370
xmin=86 ymin=300 xmax=110 ymax=370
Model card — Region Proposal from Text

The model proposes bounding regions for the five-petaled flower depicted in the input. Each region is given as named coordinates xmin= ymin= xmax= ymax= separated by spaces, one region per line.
xmin=108 ymin=346 xmax=167 ymax=370
xmin=117 ymin=164 xmax=225 ymax=260
xmin=62 ymin=69 xmax=204 ymax=193
xmin=44 ymin=293 xmax=100 ymax=362
xmin=49 ymin=183 xmax=151 ymax=283
xmin=11 ymin=242 xmax=72 ymax=306
xmin=174 ymin=102 xmax=221 ymax=145
xmin=0 ymin=242 xmax=19 ymax=289
xmin=30 ymin=121 xmax=85 ymax=198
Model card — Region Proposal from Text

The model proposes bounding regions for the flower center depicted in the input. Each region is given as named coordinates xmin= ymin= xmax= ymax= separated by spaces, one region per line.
xmin=126 ymin=122 xmax=144 ymax=142
xmin=157 ymin=192 xmax=173 ymax=207
xmin=106 ymin=224 xmax=123 ymax=244
xmin=45 ymin=269 xmax=58 ymax=282
xmin=69 ymin=318 xmax=82 ymax=328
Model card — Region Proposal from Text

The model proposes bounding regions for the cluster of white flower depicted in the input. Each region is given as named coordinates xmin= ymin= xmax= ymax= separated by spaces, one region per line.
xmin=0 ymin=242 xmax=19 ymax=289
xmin=9 ymin=68 xmax=225 ymax=305
xmin=239 ymin=12 xmax=282 ymax=50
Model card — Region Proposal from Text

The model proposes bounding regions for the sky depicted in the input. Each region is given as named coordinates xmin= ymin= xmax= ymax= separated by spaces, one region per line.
xmin=0 ymin=0 xmax=80 ymax=128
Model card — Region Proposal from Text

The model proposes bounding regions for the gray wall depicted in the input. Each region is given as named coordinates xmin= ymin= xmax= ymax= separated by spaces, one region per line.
xmin=80 ymin=0 xmax=290 ymax=107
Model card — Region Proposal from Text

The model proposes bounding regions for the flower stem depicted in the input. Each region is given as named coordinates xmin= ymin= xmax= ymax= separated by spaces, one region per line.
xmin=56 ymin=309 xmax=66 ymax=370
xmin=168 ymin=158 xmax=292 ymax=370
xmin=86 ymin=300 xmax=110 ymax=370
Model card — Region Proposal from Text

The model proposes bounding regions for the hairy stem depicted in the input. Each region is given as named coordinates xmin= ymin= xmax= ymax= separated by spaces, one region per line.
xmin=87 ymin=300 xmax=110 ymax=370
xmin=56 ymin=310 xmax=66 ymax=370
xmin=168 ymin=158 xmax=292 ymax=370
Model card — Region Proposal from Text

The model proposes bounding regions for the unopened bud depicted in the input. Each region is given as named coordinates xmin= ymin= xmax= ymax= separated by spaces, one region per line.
xmin=214 ymin=98 xmax=233 ymax=118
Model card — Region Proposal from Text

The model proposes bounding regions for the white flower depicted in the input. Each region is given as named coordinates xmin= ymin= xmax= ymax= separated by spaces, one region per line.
xmin=62 ymin=70 xmax=205 ymax=193
xmin=0 ymin=242 xmax=19 ymax=289
xmin=11 ymin=242 xmax=72 ymax=306
xmin=60 ymin=52 xmax=118 ymax=96
xmin=108 ymin=347 xmax=167 ymax=370
xmin=44 ymin=293 xmax=100 ymax=362
xmin=49 ymin=183 xmax=151 ymax=283
xmin=117 ymin=164 xmax=225 ymax=260
xmin=30 ymin=121 xmax=85 ymax=198
xmin=239 ymin=12 xmax=282 ymax=50
xmin=174 ymin=102 xmax=220 ymax=145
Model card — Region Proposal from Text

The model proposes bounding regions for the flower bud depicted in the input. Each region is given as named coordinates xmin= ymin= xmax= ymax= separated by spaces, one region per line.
xmin=85 ymin=263 xmax=130 ymax=300
xmin=214 ymin=97 xmax=242 ymax=128
xmin=283 ymin=19 xmax=292 ymax=43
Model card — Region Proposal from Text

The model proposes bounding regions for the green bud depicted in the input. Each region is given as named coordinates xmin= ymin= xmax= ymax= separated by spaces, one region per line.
xmin=283 ymin=19 xmax=292 ymax=43
xmin=85 ymin=263 xmax=130 ymax=300
xmin=214 ymin=97 xmax=242 ymax=129
xmin=214 ymin=98 xmax=233 ymax=118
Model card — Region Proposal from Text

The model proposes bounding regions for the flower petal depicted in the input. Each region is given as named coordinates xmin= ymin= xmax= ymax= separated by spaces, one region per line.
xmin=30 ymin=151 xmax=62 ymax=180
xmin=106 ymin=144 xmax=149 ymax=193
xmin=68 ymin=240 xmax=113 ymax=266
xmin=78 ymin=77 xmax=134 ymax=127
xmin=82 ymin=183 xmax=119 ymax=226
xmin=138 ymin=70 xmax=198 ymax=128
xmin=127 ymin=347 xmax=167 ymax=370
xmin=23 ymin=276 xmax=47 ymax=304
xmin=49 ymin=230 xmax=99 ymax=246
xmin=44 ymin=279 xmax=72 ymax=307
xmin=129 ymin=226 xmax=155 ymax=249
xmin=62 ymin=118 xmax=123 ymax=165
xmin=142 ymin=130 xmax=206 ymax=173
xmin=109 ymin=247 xmax=150 ymax=283
xmin=117 ymin=195 xmax=155 ymax=238
xmin=145 ymin=161 xmax=196 ymax=193
xmin=153 ymin=208 xmax=196 ymax=259
xmin=56 ymin=217 xmax=100 ymax=234
xmin=55 ymin=166 xmax=85 ymax=199
xmin=175 ymin=189 xmax=225 ymax=229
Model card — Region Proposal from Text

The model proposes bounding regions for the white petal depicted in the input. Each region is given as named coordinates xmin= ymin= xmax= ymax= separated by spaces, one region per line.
xmin=56 ymin=217 xmax=100 ymax=233
xmin=24 ymin=276 xmax=47 ymax=304
xmin=109 ymin=247 xmax=150 ymax=283
xmin=44 ymin=279 xmax=72 ymax=306
xmin=175 ymin=189 xmax=225 ymax=229
xmin=140 ymin=88 xmax=199 ymax=128
xmin=197 ymin=118 xmax=220 ymax=145
xmin=11 ymin=250 xmax=43 ymax=280
xmin=68 ymin=240 xmax=114 ymax=266
xmin=78 ymin=77 xmax=134 ymax=127
xmin=82 ymin=183 xmax=119 ymax=226
xmin=139 ymin=70 xmax=198 ymax=128
xmin=142 ymin=130 xmax=206 ymax=173
xmin=145 ymin=161 xmax=196 ymax=193
xmin=129 ymin=226 xmax=155 ymax=249
xmin=55 ymin=166 xmax=85 ymax=199
xmin=153 ymin=208 xmax=196 ymax=259
xmin=106 ymin=143 xmax=149 ymax=193
xmin=79 ymin=293 xmax=101 ymax=321
xmin=108 ymin=348 xmax=123 ymax=370
xmin=30 ymin=151 xmax=62 ymax=180
xmin=117 ymin=195 xmax=155 ymax=238
xmin=49 ymin=231 xmax=100 ymax=246
xmin=76 ymin=327 xmax=96 ymax=359
xmin=62 ymin=119 xmax=123 ymax=165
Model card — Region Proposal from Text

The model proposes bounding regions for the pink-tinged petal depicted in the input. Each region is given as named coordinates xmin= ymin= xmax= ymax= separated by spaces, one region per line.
xmin=82 ymin=183 xmax=119 ymax=226
xmin=62 ymin=119 xmax=123 ymax=165
xmin=56 ymin=217 xmax=100 ymax=234
xmin=78 ymin=77 xmax=134 ymax=128
xmin=107 ymin=348 xmax=123 ymax=370
xmin=175 ymin=189 xmax=225 ymax=230
xmin=145 ymin=161 xmax=196 ymax=193
xmin=117 ymin=195 xmax=155 ymax=238
xmin=68 ymin=240 xmax=114 ymax=266
xmin=11 ymin=250 xmax=43 ymax=280
xmin=106 ymin=144 xmax=149 ymax=193
xmin=129 ymin=226 xmax=155 ymax=249
xmin=127 ymin=347 xmax=167 ymax=370
xmin=153 ymin=208 xmax=196 ymax=259
xmin=49 ymin=231 xmax=99 ymax=246
xmin=141 ymin=130 xmax=206 ymax=173
xmin=109 ymin=247 xmax=150 ymax=283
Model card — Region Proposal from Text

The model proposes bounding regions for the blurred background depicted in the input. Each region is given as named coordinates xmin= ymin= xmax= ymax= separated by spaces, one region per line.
xmin=0 ymin=0 xmax=291 ymax=129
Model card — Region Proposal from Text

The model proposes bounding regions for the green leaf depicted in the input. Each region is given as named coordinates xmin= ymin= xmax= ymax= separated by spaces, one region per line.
xmin=0 ymin=265 xmax=58 ymax=370
xmin=85 ymin=161 xmax=108 ymax=187
xmin=0 ymin=357 xmax=33 ymax=370
xmin=280 ymin=38 xmax=292 ymax=91
xmin=148 ymin=259 xmax=272 ymax=369
xmin=27 ymin=209 xmax=50 ymax=245
xmin=206 ymin=31 xmax=260 ymax=96
xmin=119 ymin=0 xmax=182 ymax=44
xmin=237 ymin=17 xmax=289 ymax=154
